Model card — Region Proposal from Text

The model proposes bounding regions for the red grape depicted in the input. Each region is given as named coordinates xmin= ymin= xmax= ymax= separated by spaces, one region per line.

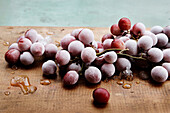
xmin=111 ymin=39 xmax=125 ymax=50
xmin=20 ymin=52 xmax=34 ymax=65
xmin=18 ymin=38 xmax=32 ymax=51
xmin=63 ymin=71 xmax=79 ymax=85
xmin=61 ymin=35 xmax=76 ymax=50
xmin=132 ymin=22 xmax=145 ymax=35
xmin=5 ymin=49 xmax=20 ymax=64
xmin=110 ymin=24 xmax=122 ymax=36
xmin=118 ymin=17 xmax=131 ymax=30
xmin=103 ymin=39 xmax=113 ymax=49
xmin=101 ymin=34 xmax=113 ymax=43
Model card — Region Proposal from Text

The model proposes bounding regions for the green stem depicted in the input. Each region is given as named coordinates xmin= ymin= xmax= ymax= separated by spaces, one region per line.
xmin=96 ymin=48 xmax=129 ymax=56
xmin=117 ymin=53 xmax=147 ymax=60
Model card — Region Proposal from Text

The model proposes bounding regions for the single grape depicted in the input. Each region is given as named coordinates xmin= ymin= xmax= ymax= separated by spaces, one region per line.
xmin=71 ymin=28 xmax=83 ymax=39
xmin=45 ymin=44 xmax=58 ymax=59
xmin=60 ymin=35 xmax=76 ymax=50
xmin=63 ymin=71 xmax=79 ymax=85
xmin=101 ymin=34 xmax=113 ymax=43
xmin=163 ymin=49 xmax=170 ymax=62
xmin=142 ymin=31 xmax=158 ymax=46
xmin=110 ymin=24 xmax=122 ymax=36
xmin=30 ymin=42 xmax=45 ymax=57
xmin=162 ymin=63 xmax=170 ymax=76
xmin=78 ymin=28 xmax=94 ymax=45
xmin=115 ymin=58 xmax=131 ymax=71
xmin=92 ymin=41 xmax=98 ymax=49
xmin=36 ymin=34 xmax=44 ymax=42
xmin=119 ymin=36 xmax=130 ymax=43
xmin=137 ymin=36 xmax=153 ymax=50
xmin=118 ymin=17 xmax=131 ymax=30
xmin=18 ymin=38 xmax=32 ymax=51
xmin=8 ymin=43 xmax=21 ymax=51
xmin=103 ymin=39 xmax=113 ymax=49
xmin=101 ymin=63 xmax=115 ymax=77
xmin=25 ymin=29 xmax=38 ymax=43
xmin=156 ymin=33 xmax=168 ymax=47
xmin=93 ymin=88 xmax=110 ymax=104
xmin=17 ymin=36 xmax=25 ymax=43
xmin=20 ymin=52 xmax=34 ymax=65
xmin=104 ymin=51 xmax=117 ymax=63
xmin=68 ymin=40 xmax=84 ymax=57
xmin=67 ymin=63 xmax=81 ymax=72
xmin=163 ymin=26 xmax=170 ymax=38
xmin=147 ymin=48 xmax=163 ymax=63
xmin=151 ymin=66 xmax=168 ymax=82
xmin=92 ymin=55 xmax=105 ymax=67
xmin=81 ymin=47 xmax=96 ymax=63
xmin=125 ymin=39 xmax=138 ymax=55
xmin=132 ymin=22 xmax=146 ymax=35
xmin=150 ymin=26 xmax=163 ymax=35
xmin=42 ymin=60 xmax=57 ymax=75
xmin=85 ymin=66 xmax=102 ymax=84
xmin=111 ymin=39 xmax=125 ymax=50
xmin=97 ymin=41 xmax=103 ymax=49
xmin=55 ymin=50 xmax=70 ymax=66
xmin=5 ymin=49 xmax=20 ymax=64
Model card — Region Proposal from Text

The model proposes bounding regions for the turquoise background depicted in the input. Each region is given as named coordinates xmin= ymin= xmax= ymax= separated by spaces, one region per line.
xmin=0 ymin=0 xmax=170 ymax=27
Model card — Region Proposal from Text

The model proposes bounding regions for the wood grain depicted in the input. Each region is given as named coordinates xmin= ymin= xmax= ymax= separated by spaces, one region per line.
xmin=0 ymin=26 xmax=170 ymax=113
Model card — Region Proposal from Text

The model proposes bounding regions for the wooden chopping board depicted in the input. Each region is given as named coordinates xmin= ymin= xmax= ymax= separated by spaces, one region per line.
xmin=0 ymin=26 xmax=170 ymax=113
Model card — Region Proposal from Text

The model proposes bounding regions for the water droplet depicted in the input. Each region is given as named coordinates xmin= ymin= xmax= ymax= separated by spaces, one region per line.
xmin=11 ymin=71 xmax=15 ymax=74
xmin=46 ymin=32 xmax=54 ymax=35
xmin=122 ymin=83 xmax=131 ymax=89
xmin=11 ymin=65 xmax=18 ymax=70
xmin=136 ymin=81 xmax=140 ymax=84
xmin=40 ymin=79 xmax=51 ymax=85
xmin=3 ymin=42 xmax=10 ymax=46
xmin=4 ymin=91 xmax=11 ymax=96
xmin=116 ymin=80 xmax=124 ymax=85
xmin=55 ymin=40 xmax=60 ymax=47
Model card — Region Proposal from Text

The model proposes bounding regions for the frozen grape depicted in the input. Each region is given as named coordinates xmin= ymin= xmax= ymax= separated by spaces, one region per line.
xmin=97 ymin=48 xmax=104 ymax=53
xmin=30 ymin=42 xmax=45 ymax=57
xmin=68 ymin=40 xmax=84 ymax=57
xmin=150 ymin=26 xmax=163 ymax=35
xmin=97 ymin=41 xmax=103 ymax=49
xmin=115 ymin=58 xmax=131 ymax=71
xmin=101 ymin=34 xmax=113 ymax=43
xmin=165 ymin=42 xmax=170 ymax=48
xmin=111 ymin=39 xmax=125 ymax=50
xmin=132 ymin=22 xmax=145 ymax=35
xmin=151 ymin=66 xmax=168 ymax=82
xmin=162 ymin=63 xmax=170 ymax=76
xmin=25 ymin=29 xmax=38 ymax=43
xmin=71 ymin=28 xmax=83 ymax=39
xmin=67 ymin=63 xmax=81 ymax=72
xmin=163 ymin=49 xmax=170 ymax=62
xmin=85 ymin=66 xmax=102 ymax=84
xmin=63 ymin=71 xmax=79 ymax=85
xmin=81 ymin=47 xmax=96 ymax=63
xmin=156 ymin=33 xmax=168 ymax=47
xmin=17 ymin=36 xmax=25 ymax=43
xmin=125 ymin=39 xmax=138 ymax=55
xmin=5 ymin=49 xmax=20 ymax=64
xmin=18 ymin=38 xmax=32 ymax=51
xmin=163 ymin=26 xmax=170 ymax=38
xmin=104 ymin=51 xmax=117 ymax=63
xmin=143 ymin=31 xmax=158 ymax=46
xmin=92 ymin=55 xmax=105 ymax=67
xmin=101 ymin=63 xmax=115 ymax=77
xmin=45 ymin=44 xmax=58 ymax=59
xmin=137 ymin=36 xmax=153 ymax=50
xmin=60 ymin=35 xmax=76 ymax=50
xmin=42 ymin=60 xmax=57 ymax=75
xmin=36 ymin=34 xmax=44 ymax=42
xmin=93 ymin=88 xmax=110 ymax=104
xmin=119 ymin=36 xmax=130 ymax=43
xmin=118 ymin=17 xmax=131 ymax=30
xmin=8 ymin=43 xmax=21 ymax=51
xmin=103 ymin=39 xmax=113 ymax=49
xmin=55 ymin=50 xmax=70 ymax=66
xmin=20 ymin=52 xmax=34 ymax=65
xmin=110 ymin=24 xmax=121 ymax=36
xmin=147 ymin=48 xmax=163 ymax=63
xmin=92 ymin=41 xmax=98 ymax=49
xmin=78 ymin=28 xmax=94 ymax=45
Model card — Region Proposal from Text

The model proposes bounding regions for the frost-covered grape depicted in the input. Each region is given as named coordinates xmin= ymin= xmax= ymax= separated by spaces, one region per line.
xmin=118 ymin=17 xmax=131 ymax=30
xmin=156 ymin=33 xmax=168 ymax=47
xmin=20 ymin=52 xmax=34 ymax=65
xmin=101 ymin=63 xmax=115 ymax=77
xmin=25 ymin=29 xmax=38 ymax=43
xmin=45 ymin=44 xmax=58 ymax=58
xmin=137 ymin=36 xmax=153 ymax=50
xmin=67 ymin=63 xmax=81 ymax=72
xmin=8 ymin=43 xmax=21 ymax=51
xmin=30 ymin=42 xmax=45 ymax=57
xmin=119 ymin=36 xmax=130 ymax=43
xmin=55 ymin=50 xmax=70 ymax=66
xmin=101 ymin=34 xmax=113 ymax=43
xmin=81 ymin=47 xmax=96 ymax=63
xmin=162 ymin=63 xmax=170 ymax=76
xmin=110 ymin=24 xmax=122 ymax=36
xmin=71 ymin=28 xmax=83 ymax=39
xmin=143 ymin=31 xmax=158 ymax=46
xmin=132 ymin=22 xmax=145 ymax=35
xmin=42 ymin=60 xmax=57 ymax=75
xmin=18 ymin=38 xmax=32 ymax=51
xmin=97 ymin=41 xmax=103 ymax=49
xmin=150 ymin=26 xmax=163 ymax=35
xmin=163 ymin=26 xmax=170 ymax=38
xmin=92 ymin=55 xmax=105 ymax=67
xmin=36 ymin=34 xmax=44 ymax=42
xmin=165 ymin=42 xmax=170 ymax=48
xmin=60 ymin=35 xmax=76 ymax=50
xmin=125 ymin=39 xmax=138 ymax=55
xmin=111 ymin=39 xmax=125 ymax=50
xmin=68 ymin=40 xmax=84 ymax=57
xmin=163 ymin=49 xmax=170 ymax=62
xmin=147 ymin=48 xmax=163 ymax=63
xmin=92 ymin=41 xmax=98 ymax=49
xmin=78 ymin=28 xmax=94 ymax=45
xmin=103 ymin=39 xmax=113 ymax=49
xmin=104 ymin=51 xmax=117 ymax=63
xmin=115 ymin=58 xmax=131 ymax=71
xmin=17 ymin=36 xmax=25 ymax=43
xmin=151 ymin=66 xmax=168 ymax=82
xmin=5 ymin=49 xmax=20 ymax=64
xmin=85 ymin=66 xmax=102 ymax=84
xmin=63 ymin=71 xmax=79 ymax=85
